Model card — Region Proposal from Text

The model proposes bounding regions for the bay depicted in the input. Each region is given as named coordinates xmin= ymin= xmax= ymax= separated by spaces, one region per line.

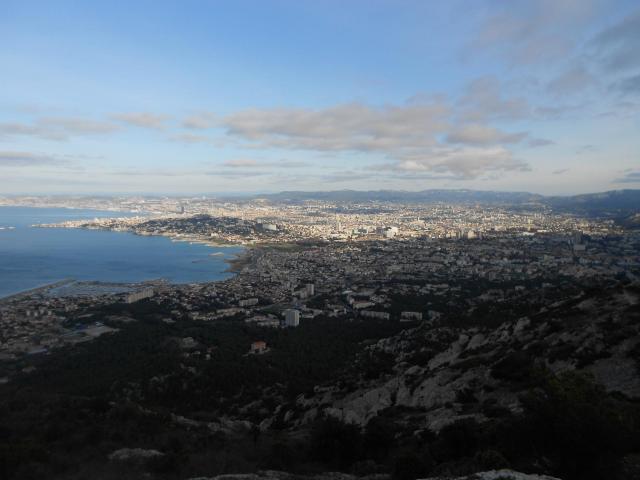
xmin=0 ymin=206 xmax=242 ymax=297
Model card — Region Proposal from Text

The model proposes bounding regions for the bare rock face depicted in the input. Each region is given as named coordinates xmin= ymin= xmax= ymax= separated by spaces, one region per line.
xmin=108 ymin=447 xmax=164 ymax=463
xmin=189 ymin=471 xmax=386 ymax=480
xmin=189 ymin=470 xmax=561 ymax=480
xmin=418 ymin=470 xmax=562 ymax=479
xmin=276 ymin=283 xmax=640 ymax=432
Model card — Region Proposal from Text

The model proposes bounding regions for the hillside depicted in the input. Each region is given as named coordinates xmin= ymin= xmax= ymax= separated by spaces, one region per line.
xmin=546 ymin=189 xmax=640 ymax=215
xmin=248 ymin=189 xmax=640 ymax=217
xmin=1 ymin=280 xmax=639 ymax=479
xmin=254 ymin=190 xmax=543 ymax=206
xmin=253 ymin=281 xmax=640 ymax=479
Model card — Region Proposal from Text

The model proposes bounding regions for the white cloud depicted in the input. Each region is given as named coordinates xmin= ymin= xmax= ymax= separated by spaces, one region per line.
xmin=168 ymin=133 xmax=213 ymax=144
xmin=112 ymin=112 xmax=169 ymax=129
xmin=0 ymin=151 xmax=64 ymax=166
xmin=613 ymin=74 xmax=640 ymax=95
xmin=528 ymin=138 xmax=555 ymax=148
xmin=182 ymin=112 xmax=217 ymax=129
xmin=473 ymin=0 xmax=598 ymax=65
xmin=223 ymin=159 xmax=260 ymax=168
xmin=589 ymin=9 xmax=640 ymax=72
xmin=613 ymin=170 xmax=640 ymax=183
xmin=457 ymin=77 xmax=531 ymax=122
xmin=445 ymin=124 xmax=527 ymax=146
xmin=223 ymin=101 xmax=450 ymax=153
xmin=0 ymin=117 xmax=119 ymax=141
xmin=221 ymin=93 xmax=533 ymax=179
xmin=222 ymin=159 xmax=307 ymax=169
xmin=547 ymin=65 xmax=597 ymax=95
xmin=388 ymin=146 xmax=529 ymax=180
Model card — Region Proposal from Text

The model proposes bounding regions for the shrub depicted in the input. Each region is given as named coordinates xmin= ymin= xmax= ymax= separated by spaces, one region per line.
xmin=490 ymin=351 xmax=533 ymax=382
xmin=360 ymin=350 xmax=396 ymax=380
xmin=392 ymin=450 xmax=434 ymax=480
xmin=517 ymin=371 xmax=639 ymax=480
xmin=310 ymin=416 xmax=363 ymax=470
xmin=474 ymin=449 xmax=510 ymax=470
xmin=431 ymin=418 xmax=481 ymax=462
xmin=363 ymin=416 xmax=396 ymax=462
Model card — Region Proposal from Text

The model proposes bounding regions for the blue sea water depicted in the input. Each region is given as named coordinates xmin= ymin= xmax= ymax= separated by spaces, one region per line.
xmin=0 ymin=206 xmax=243 ymax=297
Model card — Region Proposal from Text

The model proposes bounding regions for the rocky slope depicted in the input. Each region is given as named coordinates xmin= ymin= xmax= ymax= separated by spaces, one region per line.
xmin=266 ymin=282 xmax=640 ymax=432
xmin=190 ymin=470 xmax=561 ymax=480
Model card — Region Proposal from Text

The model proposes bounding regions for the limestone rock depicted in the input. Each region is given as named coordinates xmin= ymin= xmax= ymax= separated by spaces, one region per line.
xmin=418 ymin=469 xmax=562 ymax=480
xmin=108 ymin=447 xmax=164 ymax=462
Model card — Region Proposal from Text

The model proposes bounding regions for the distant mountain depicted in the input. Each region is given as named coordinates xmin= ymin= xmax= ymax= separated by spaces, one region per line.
xmin=545 ymin=189 xmax=640 ymax=215
xmin=248 ymin=188 xmax=640 ymax=215
xmin=255 ymin=189 xmax=544 ymax=205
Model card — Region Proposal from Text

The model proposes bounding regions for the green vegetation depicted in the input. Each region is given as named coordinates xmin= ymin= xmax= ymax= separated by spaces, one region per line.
xmin=1 ymin=292 xmax=639 ymax=479
xmin=0 ymin=312 xmax=407 ymax=479
xmin=300 ymin=372 xmax=640 ymax=480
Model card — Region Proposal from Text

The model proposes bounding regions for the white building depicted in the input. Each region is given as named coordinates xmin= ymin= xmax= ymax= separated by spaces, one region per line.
xmin=360 ymin=310 xmax=390 ymax=320
xmin=125 ymin=288 xmax=154 ymax=304
xmin=283 ymin=309 xmax=300 ymax=327
xmin=381 ymin=226 xmax=399 ymax=238
xmin=352 ymin=301 xmax=375 ymax=310
xmin=239 ymin=298 xmax=259 ymax=307
xmin=401 ymin=311 xmax=423 ymax=321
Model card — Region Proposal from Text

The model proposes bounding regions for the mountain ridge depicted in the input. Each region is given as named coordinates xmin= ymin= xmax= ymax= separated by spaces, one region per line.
xmin=241 ymin=189 xmax=640 ymax=216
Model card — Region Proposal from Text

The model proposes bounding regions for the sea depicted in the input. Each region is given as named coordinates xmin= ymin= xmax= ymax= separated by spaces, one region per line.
xmin=0 ymin=206 xmax=244 ymax=298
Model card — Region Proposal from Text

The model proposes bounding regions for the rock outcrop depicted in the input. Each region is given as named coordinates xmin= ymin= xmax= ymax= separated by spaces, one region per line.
xmin=108 ymin=447 xmax=164 ymax=462
xmin=275 ymin=284 xmax=640 ymax=431
xmin=189 ymin=469 xmax=561 ymax=480
xmin=419 ymin=469 xmax=562 ymax=479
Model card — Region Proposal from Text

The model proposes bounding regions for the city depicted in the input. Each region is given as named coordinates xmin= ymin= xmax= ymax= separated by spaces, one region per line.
xmin=2 ymin=1 xmax=640 ymax=479
xmin=1 ymin=191 xmax=639 ymax=479
xmin=1 ymin=193 xmax=638 ymax=360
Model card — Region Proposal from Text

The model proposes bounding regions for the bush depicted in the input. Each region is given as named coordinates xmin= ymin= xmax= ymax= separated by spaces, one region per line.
xmin=363 ymin=416 xmax=396 ymax=462
xmin=431 ymin=418 xmax=481 ymax=462
xmin=359 ymin=350 xmax=396 ymax=380
xmin=310 ymin=416 xmax=363 ymax=470
xmin=263 ymin=441 xmax=296 ymax=470
xmin=490 ymin=351 xmax=533 ymax=382
xmin=474 ymin=449 xmax=509 ymax=470
xmin=392 ymin=450 xmax=434 ymax=480
xmin=516 ymin=371 xmax=639 ymax=480
xmin=351 ymin=459 xmax=383 ymax=476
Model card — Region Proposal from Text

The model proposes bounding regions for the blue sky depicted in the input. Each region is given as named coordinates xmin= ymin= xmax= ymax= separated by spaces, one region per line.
xmin=1 ymin=0 xmax=639 ymax=195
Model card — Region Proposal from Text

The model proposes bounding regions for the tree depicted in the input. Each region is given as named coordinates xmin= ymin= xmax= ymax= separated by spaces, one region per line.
xmin=517 ymin=372 xmax=638 ymax=480
xmin=310 ymin=416 xmax=363 ymax=469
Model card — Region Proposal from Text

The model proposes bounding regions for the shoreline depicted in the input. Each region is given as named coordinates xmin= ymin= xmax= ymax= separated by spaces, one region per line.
xmin=1 ymin=210 xmax=251 ymax=300
xmin=0 ymin=278 xmax=76 ymax=303
xmin=223 ymin=246 xmax=256 ymax=273
xmin=37 ymin=219 xmax=253 ymax=258
xmin=0 ymin=203 xmax=146 ymax=215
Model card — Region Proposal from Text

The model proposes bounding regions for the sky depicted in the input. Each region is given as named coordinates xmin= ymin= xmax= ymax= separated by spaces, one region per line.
xmin=0 ymin=0 xmax=639 ymax=195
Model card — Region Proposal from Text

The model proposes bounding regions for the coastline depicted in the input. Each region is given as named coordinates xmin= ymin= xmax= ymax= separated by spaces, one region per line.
xmin=100 ymin=228 xmax=250 ymax=264
xmin=36 ymin=217 xmax=252 ymax=259
xmin=0 ymin=203 xmax=144 ymax=215
xmin=224 ymin=246 xmax=255 ymax=273
xmin=1 ymin=207 xmax=247 ymax=298
xmin=0 ymin=279 xmax=76 ymax=303
xmin=78 ymin=226 xmax=256 ymax=275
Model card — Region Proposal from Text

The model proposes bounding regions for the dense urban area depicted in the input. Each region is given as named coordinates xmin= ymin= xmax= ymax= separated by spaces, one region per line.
xmin=1 ymin=190 xmax=639 ymax=480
